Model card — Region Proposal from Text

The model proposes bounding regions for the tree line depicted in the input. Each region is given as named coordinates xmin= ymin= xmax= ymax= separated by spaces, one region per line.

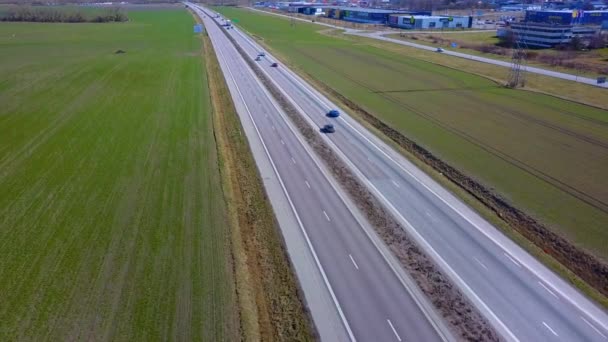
xmin=0 ymin=6 xmax=128 ymax=23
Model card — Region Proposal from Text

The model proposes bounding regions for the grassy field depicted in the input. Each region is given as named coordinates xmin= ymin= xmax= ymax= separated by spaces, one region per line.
xmin=214 ymin=7 xmax=608 ymax=262
xmin=0 ymin=9 xmax=238 ymax=340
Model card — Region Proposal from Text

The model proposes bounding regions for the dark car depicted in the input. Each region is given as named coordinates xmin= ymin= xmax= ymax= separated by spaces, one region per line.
xmin=258 ymin=52 xmax=266 ymax=57
xmin=270 ymin=62 xmax=278 ymax=67
xmin=255 ymin=56 xmax=261 ymax=61
xmin=326 ymin=109 xmax=340 ymax=118
xmin=321 ymin=124 xmax=335 ymax=133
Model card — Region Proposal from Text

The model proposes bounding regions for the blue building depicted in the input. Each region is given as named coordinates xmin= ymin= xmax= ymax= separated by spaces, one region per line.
xmin=525 ymin=10 xmax=608 ymax=26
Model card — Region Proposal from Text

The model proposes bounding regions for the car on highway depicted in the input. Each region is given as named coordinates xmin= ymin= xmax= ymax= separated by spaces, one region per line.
xmin=321 ymin=124 xmax=335 ymax=133
xmin=270 ymin=62 xmax=278 ymax=67
xmin=436 ymin=47 xmax=444 ymax=52
xmin=255 ymin=56 xmax=261 ymax=61
xmin=327 ymin=109 xmax=340 ymax=118
xmin=258 ymin=52 xmax=265 ymax=57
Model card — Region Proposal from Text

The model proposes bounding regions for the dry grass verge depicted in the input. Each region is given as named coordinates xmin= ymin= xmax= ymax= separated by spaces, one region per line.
xmin=200 ymin=20 xmax=315 ymax=342
xmin=217 ymin=16 xmax=499 ymax=341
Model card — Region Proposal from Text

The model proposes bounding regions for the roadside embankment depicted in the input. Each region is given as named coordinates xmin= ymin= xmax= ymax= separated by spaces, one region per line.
xmin=197 ymin=12 xmax=316 ymax=341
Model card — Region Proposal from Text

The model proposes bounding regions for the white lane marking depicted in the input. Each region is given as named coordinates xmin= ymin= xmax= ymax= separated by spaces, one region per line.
xmin=291 ymin=157 xmax=297 ymax=164
xmin=323 ymin=210 xmax=331 ymax=222
xmin=538 ymin=281 xmax=559 ymax=300
xmin=392 ymin=180 xmax=400 ymax=188
xmin=305 ymin=180 xmax=311 ymax=189
xmin=504 ymin=252 xmax=521 ymax=268
xmin=330 ymin=102 xmax=608 ymax=334
xmin=387 ymin=319 xmax=402 ymax=341
xmin=349 ymin=254 xmax=359 ymax=270
xmin=581 ymin=316 xmax=607 ymax=339
xmin=542 ymin=322 xmax=559 ymax=337
xmin=280 ymin=139 xmax=285 ymax=145
xmin=210 ymin=33 xmax=356 ymax=341
xmin=235 ymin=32 xmax=453 ymax=341
xmin=473 ymin=257 xmax=488 ymax=270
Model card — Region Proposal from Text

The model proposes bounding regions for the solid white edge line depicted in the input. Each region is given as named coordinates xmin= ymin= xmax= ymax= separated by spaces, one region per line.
xmin=227 ymin=23 xmax=454 ymax=342
xmin=217 ymin=6 xmax=608 ymax=336
xmin=241 ymin=21 xmax=608 ymax=330
xmin=334 ymin=112 xmax=608 ymax=332
xmin=204 ymin=12 xmax=356 ymax=342
xmin=542 ymin=321 xmax=559 ymax=337
xmin=538 ymin=281 xmax=559 ymax=300
xmin=349 ymin=254 xmax=359 ymax=270
xmin=504 ymin=253 xmax=521 ymax=268
xmin=387 ymin=319 xmax=402 ymax=341
xmin=581 ymin=316 xmax=608 ymax=339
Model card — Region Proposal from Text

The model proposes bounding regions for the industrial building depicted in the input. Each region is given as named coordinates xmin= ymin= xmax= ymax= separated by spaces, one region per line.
xmin=264 ymin=3 xmax=432 ymax=25
xmin=505 ymin=9 xmax=607 ymax=48
xmin=388 ymin=14 xmax=472 ymax=29
xmin=525 ymin=10 xmax=608 ymax=26
xmin=509 ymin=23 xmax=572 ymax=47
xmin=324 ymin=7 xmax=416 ymax=24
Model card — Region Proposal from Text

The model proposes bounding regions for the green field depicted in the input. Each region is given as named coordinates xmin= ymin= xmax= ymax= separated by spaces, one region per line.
xmin=0 ymin=9 xmax=236 ymax=340
xmin=215 ymin=7 xmax=608 ymax=260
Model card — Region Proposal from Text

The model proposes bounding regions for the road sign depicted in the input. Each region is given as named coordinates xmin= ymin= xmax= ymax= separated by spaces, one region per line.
xmin=194 ymin=24 xmax=203 ymax=33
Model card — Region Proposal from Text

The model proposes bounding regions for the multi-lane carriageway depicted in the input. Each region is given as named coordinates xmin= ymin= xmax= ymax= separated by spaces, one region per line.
xmin=191 ymin=4 xmax=608 ymax=342
xmin=191 ymin=5 xmax=450 ymax=342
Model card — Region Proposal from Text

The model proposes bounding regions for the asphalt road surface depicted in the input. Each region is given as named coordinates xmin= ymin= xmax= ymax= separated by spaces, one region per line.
xmin=190 ymin=5 xmax=451 ymax=342
xmin=248 ymin=7 xmax=608 ymax=89
xmin=207 ymin=8 xmax=608 ymax=342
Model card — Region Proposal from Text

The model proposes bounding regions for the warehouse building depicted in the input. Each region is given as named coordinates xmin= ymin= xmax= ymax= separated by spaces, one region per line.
xmin=324 ymin=7 xmax=424 ymax=24
xmin=388 ymin=14 xmax=472 ymax=29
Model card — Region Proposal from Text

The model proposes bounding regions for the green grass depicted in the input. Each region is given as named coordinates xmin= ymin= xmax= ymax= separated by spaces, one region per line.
xmin=0 ymin=9 xmax=236 ymax=340
xmin=215 ymin=7 xmax=608 ymax=260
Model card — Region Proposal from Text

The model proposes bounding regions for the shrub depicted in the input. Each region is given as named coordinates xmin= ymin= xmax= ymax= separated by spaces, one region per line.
xmin=0 ymin=6 xmax=128 ymax=23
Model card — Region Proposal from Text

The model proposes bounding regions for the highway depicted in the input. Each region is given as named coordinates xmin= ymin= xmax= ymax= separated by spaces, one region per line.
xmin=189 ymin=5 xmax=451 ymax=342
xmin=206 ymin=7 xmax=608 ymax=342
xmin=247 ymin=7 xmax=608 ymax=89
